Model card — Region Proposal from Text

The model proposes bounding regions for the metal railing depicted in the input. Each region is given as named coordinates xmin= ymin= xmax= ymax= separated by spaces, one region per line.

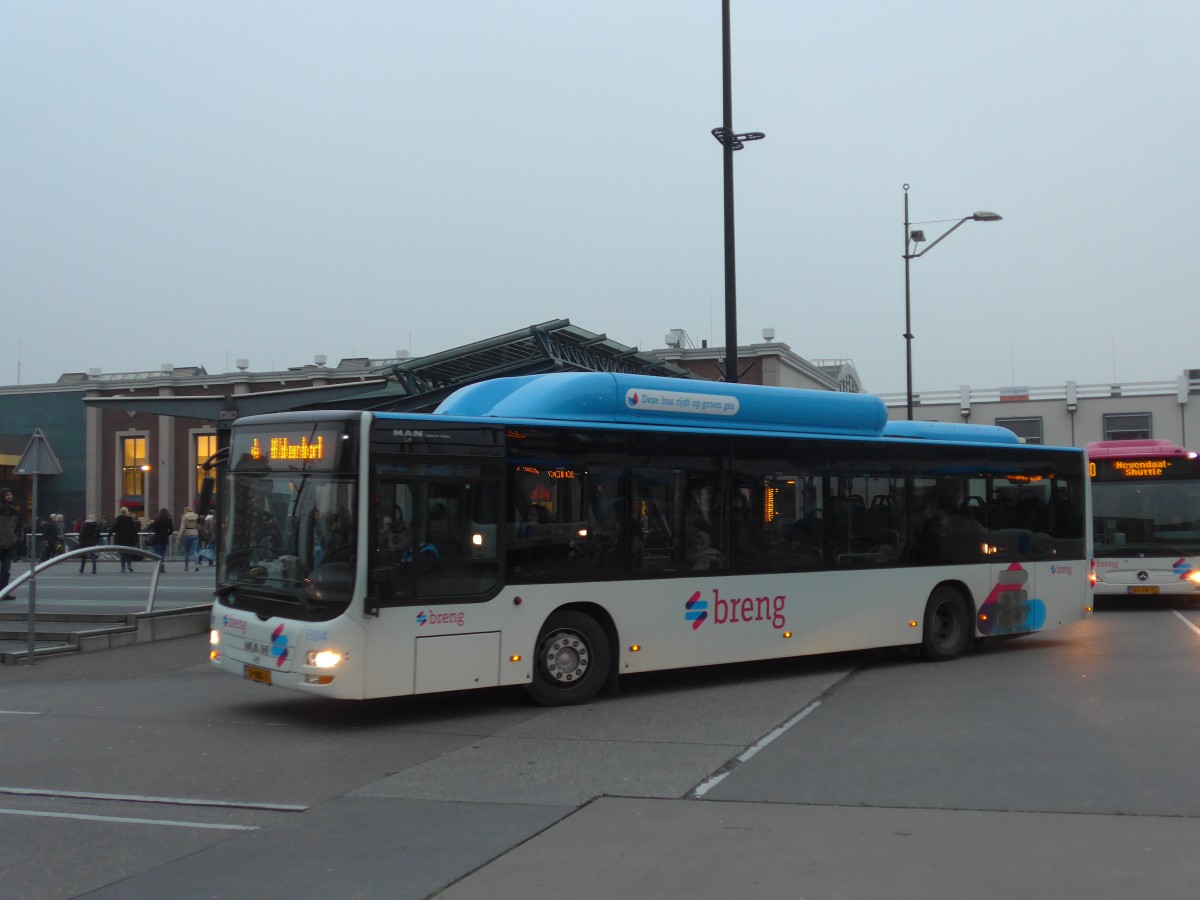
xmin=0 ymin=546 xmax=166 ymax=614
xmin=30 ymin=532 xmax=216 ymax=564
xmin=877 ymin=376 xmax=1200 ymax=408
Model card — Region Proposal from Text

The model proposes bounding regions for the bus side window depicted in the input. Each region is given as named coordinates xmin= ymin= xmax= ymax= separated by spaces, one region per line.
xmin=580 ymin=469 xmax=623 ymax=574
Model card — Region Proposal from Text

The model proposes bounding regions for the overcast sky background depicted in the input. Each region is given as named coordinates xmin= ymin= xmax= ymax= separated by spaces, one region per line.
xmin=4 ymin=2 xmax=1197 ymax=396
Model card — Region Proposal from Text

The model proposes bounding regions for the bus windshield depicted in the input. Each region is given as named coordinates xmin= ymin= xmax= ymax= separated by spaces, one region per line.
xmin=1092 ymin=480 xmax=1200 ymax=556
xmin=218 ymin=420 xmax=359 ymax=619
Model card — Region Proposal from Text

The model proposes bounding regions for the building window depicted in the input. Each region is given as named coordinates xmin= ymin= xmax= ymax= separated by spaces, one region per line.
xmin=196 ymin=433 xmax=218 ymax=503
xmin=121 ymin=436 xmax=148 ymax=505
xmin=995 ymin=417 xmax=1044 ymax=445
xmin=1103 ymin=413 xmax=1151 ymax=441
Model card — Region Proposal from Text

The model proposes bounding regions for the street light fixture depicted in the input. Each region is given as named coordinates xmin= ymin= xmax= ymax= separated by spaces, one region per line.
xmin=903 ymin=184 xmax=1002 ymax=420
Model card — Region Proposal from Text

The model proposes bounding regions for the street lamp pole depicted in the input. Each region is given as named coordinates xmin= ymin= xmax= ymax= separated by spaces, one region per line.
xmin=903 ymin=187 xmax=914 ymax=421
xmin=902 ymin=184 xmax=1003 ymax=420
xmin=711 ymin=0 xmax=763 ymax=384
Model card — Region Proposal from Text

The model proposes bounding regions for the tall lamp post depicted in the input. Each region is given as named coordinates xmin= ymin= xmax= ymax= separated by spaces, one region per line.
xmin=711 ymin=0 xmax=764 ymax=384
xmin=903 ymin=184 xmax=1002 ymax=419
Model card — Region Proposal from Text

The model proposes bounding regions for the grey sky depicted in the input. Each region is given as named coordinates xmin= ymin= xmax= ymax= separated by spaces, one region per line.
xmin=4 ymin=2 xmax=1197 ymax=395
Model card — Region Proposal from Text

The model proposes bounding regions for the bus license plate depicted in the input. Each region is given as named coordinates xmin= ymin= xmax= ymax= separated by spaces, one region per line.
xmin=244 ymin=665 xmax=273 ymax=685
xmin=1129 ymin=586 xmax=1160 ymax=595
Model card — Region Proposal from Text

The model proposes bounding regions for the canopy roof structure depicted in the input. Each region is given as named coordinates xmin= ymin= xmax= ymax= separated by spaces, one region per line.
xmin=313 ymin=319 xmax=694 ymax=413
xmin=83 ymin=320 xmax=693 ymax=423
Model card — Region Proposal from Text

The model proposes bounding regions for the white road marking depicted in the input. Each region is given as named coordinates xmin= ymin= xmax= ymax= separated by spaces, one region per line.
xmin=1172 ymin=609 xmax=1200 ymax=636
xmin=0 ymin=786 xmax=306 ymax=812
xmin=0 ymin=807 xmax=258 ymax=830
xmin=692 ymin=772 xmax=730 ymax=797
xmin=692 ymin=701 xmax=822 ymax=798
xmin=736 ymin=701 xmax=822 ymax=763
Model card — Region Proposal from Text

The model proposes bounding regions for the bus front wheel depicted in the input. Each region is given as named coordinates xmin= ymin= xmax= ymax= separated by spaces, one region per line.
xmin=527 ymin=610 xmax=611 ymax=707
xmin=921 ymin=586 xmax=971 ymax=661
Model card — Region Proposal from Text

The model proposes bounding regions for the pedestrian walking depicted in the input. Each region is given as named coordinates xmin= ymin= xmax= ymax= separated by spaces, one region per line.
xmin=0 ymin=487 xmax=22 ymax=591
xmin=178 ymin=506 xmax=200 ymax=571
xmin=149 ymin=507 xmax=174 ymax=574
xmin=40 ymin=514 xmax=62 ymax=562
xmin=78 ymin=514 xmax=102 ymax=574
xmin=199 ymin=513 xmax=217 ymax=566
xmin=110 ymin=507 xmax=140 ymax=572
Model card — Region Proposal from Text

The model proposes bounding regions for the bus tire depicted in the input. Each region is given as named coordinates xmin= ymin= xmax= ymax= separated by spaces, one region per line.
xmin=921 ymin=585 xmax=971 ymax=661
xmin=527 ymin=610 xmax=611 ymax=707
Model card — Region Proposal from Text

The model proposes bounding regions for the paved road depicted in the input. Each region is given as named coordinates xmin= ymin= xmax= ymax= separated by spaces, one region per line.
xmin=1 ymin=597 xmax=1198 ymax=898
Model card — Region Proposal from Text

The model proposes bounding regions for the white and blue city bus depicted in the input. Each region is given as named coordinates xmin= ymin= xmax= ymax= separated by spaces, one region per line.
xmin=1087 ymin=439 xmax=1200 ymax=601
xmin=209 ymin=373 xmax=1092 ymax=704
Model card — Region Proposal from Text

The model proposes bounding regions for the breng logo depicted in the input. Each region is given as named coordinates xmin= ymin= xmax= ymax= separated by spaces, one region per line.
xmin=1174 ymin=558 xmax=1192 ymax=581
xmin=685 ymin=589 xmax=787 ymax=630
xmin=416 ymin=610 xmax=466 ymax=627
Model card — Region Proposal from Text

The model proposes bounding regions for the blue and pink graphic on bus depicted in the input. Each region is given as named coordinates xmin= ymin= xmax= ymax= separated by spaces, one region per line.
xmin=685 ymin=589 xmax=787 ymax=631
xmin=1174 ymin=558 xmax=1192 ymax=580
xmin=271 ymin=623 xmax=289 ymax=667
xmin=977 ymin=563 xmax=1045 ymax=636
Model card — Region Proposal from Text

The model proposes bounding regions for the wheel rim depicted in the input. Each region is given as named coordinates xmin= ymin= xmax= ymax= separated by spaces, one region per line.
xmin=932 ymin=601 xmax=961 ymax=650
xmin=538 ymin=629 xmax=590 ymax=687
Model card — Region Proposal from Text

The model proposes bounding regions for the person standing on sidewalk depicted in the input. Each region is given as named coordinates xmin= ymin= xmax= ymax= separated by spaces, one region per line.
xmin=178 ymin=506 xmax=200 ymax=572
xmin=111 ymin=507 xmax=140 ymax=572
xmin=149 ymin=507 xmax=174 ymax=573
xmin=40 ymin=514 xmax=61 ymax=562
xmin=199 ymin=513 xmax=217 ymax=566
xmin=0 ymin=487 xmax=23 ymax=590
xmin=78 ymin=514 xmax=102 ymax=574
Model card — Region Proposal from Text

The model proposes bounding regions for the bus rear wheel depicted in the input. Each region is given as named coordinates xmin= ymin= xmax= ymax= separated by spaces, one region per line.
xmin=922 ymin=585 xmax=971 ymax=661
xmin=527 ymin=610 xmax=611 ymax=707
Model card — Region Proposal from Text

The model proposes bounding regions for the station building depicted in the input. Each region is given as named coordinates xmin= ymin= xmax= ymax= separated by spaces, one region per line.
xmin=1 ymin=318 xmax=1196 ymax=529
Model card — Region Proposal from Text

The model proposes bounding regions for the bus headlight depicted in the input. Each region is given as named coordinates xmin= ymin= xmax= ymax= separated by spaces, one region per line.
xmin=307 ymin=649 xmax=343 ymax=669
xmin=1186 ymin=571 xmax=1200 ymax=585
xmin=210 ymin=629 xmax=220 ymax=645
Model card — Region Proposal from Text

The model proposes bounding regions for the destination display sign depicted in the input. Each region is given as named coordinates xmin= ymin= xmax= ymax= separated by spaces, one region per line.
xmin=1090 ymin=457 xmax=1196 ymax=480
xmin=231 ymin=426 xmax=349 ymax=472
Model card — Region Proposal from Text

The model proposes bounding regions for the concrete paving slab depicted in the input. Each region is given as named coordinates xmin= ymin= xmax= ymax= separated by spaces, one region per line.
xmin=82 ymin=797 xmax=573 ymax=900
xmin=355 ymin=735 xmax=738 ymax=806
xmin=437 ymin=796 xmax=1200 ymax=900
